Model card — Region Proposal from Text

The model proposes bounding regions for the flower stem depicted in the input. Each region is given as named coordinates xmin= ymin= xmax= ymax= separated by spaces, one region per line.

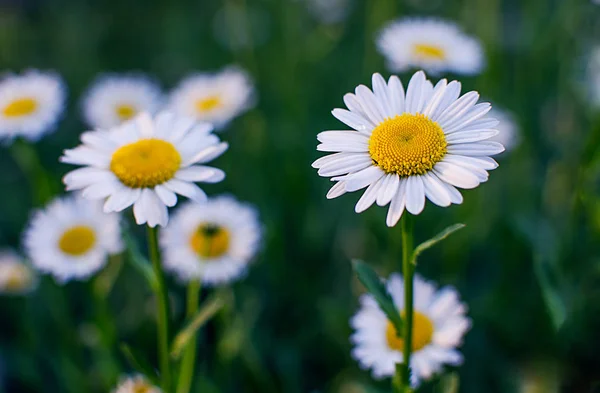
xmin=176 ymin=280 xmax=201 ymax=393
xmin=147 ymin=226 xmax=172 ymax=392
xmin=401 ymin=215 xmax=414 ymax=389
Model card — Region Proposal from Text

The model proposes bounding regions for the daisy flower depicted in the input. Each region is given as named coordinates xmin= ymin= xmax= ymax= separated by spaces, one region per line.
xmin=376 ymin=18 xmax=484 ymax=75
xmin=0 ymin=70 xmax=65 ymax=141
xmin=160 ymin=196 xmax=261 ymax=285
xmin=23 ymin=195 xmax=122 ymax=283
xmin=112 ymin=375 xmax=162 ymax=393
xmin=0 ymin=250 xmax=37 ymax=295
xmin=167 ymin=67 xmax=254 ymax=129
xmin=312 ymin=71 xmax=504 ymax=227
xmin=488 ymin=107 xmax=519 ymax=153
xmin=351 ymin=273 xmax=471 ymax=387
xmin=82 ymin=74 xmax=163 ymax=129
xmin=61 ymin=112 xmax=228 ymax=227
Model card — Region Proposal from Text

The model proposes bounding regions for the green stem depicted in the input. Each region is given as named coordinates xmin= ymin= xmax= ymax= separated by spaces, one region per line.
xmin=147 ymin=226 xmax=172 ymax=392
xmin=176 ymin=280 xmax=201 ymax=393
xmin=401 ymin=215 xmax=414 ymax=390
xmin=9 ymin=138 xmax=55 ymax=205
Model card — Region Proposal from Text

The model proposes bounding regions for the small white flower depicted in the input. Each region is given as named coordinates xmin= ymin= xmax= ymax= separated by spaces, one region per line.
xmin=160 ymin=196 xmax=261 ymax=285
xmin=61 ymin=111 xmax=228 ymax=227
xmin=82 ymin=74 xmax=163 ymax=129
xmin=377 ymin=18 xmax=484 ymax=75
xmin=23 ymin=195 xmax=123 ymax=283
xmin=167 ymin=67 xmax=254 ymax=129
xmin=312 ymin=71 xmax=504 ymax=227
xmin=305 ymin=0 xmax=353 ymax=24
xmin=351 ymin=273 xmax=471 ymax=387
xmin=0 ymin=70 xmax=66 ymax=141
xmin=0 ymin=250 xmax=37 ymax=295
xmin=112 ymin=375 xmax=162 ymax=393
xmin=488 ymin=107 xmax=519 ymax=153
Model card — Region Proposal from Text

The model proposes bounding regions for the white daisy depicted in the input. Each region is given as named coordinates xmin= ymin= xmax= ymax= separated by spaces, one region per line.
xmin=312 ymin=71 xmax=504 ymax=227
xmin=488 ymin=107 xmax=519 ymax=153
xmin=305 ymin=0 xmax=353 ymax=25
xmin=82 ymin=74 xmax=163 ymax=129
xmin=112 ymin=375 xmax=162 ymax=393
xmin=351 ymin=273 xmax=471 ymax=387
xmin=160 ymin=196 xmax=261 ymax=285
xmin=22 ymin=195 xmax=123 ymax=283
xmin=167 ymin=67 xmax=254 ymax=129
xmin=0 ymin=250 xmax=37 ymax=295
xmin=0 ymin=70 xmax=65 ymax=141
xmin=376 ymin=18 xmax=484 ymax=75
xmin=61 ymin=111 xmax=228 ymax=227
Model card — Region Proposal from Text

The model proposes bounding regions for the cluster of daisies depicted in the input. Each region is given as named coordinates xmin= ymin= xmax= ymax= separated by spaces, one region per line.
xmin=312 ymin=17 xmax=517 ymax=388
xmin=0 ymin=65 xmax=262 ymax=392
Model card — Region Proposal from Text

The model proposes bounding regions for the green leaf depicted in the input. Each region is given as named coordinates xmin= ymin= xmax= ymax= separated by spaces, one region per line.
xmin=123 ymin=230 xmax=158 ymax=290
xmin=411 ymin=224 xmax=466 ymax=265
xmin=438 ymin=372 xmax=459 ymax=393
xmin=351 ymin=260 xmax=403 ymax=333
xmin=120 ymin=343 xmax=160 ymax=384
xmin=170 ymin=293 xmax=227 ymax=359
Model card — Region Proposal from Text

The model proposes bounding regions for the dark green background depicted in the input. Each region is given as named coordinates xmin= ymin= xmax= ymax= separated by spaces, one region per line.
xmin=1 ymin=0 xmax=600 ymax=392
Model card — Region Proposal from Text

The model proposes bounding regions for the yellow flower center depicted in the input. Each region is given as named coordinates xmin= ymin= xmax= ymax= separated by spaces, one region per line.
xmin=386 ymin=311 xmax=435 ymax=352
xmin=189 ymin=223 xmax=230 ymax=258
xmin=58 ymin=225 xmax=96 ymax=256
xmin=368 ymin=113 xmax=447 ymax=177
xmin=115 ymin=103 xmax=137 ymax=120
xmin=4 ymin=267 xmax=31 ymax=291
xmin=110 ymin=139 xmax=182 ymax=188
xmin=413 ymin=44 xmax=446 ymax=60
xmin=3 ymin=97 xmax=38 ymax=117
xmin=132 ymin=381 xmax=152 ymax=393
xmin=195 ymin=96 xmax=222 ymax=113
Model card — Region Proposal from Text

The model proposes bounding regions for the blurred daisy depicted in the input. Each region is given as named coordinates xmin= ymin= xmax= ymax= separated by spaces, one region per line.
xmin=488 ymin=107 xmax=519 ymax=153
xmin=61 ymin=112 xmax=228 ymax=227
xmin=305 ymin=0 xmax=353 ymax=25
xmin=0 ymin=70 xmax=65 ymax=141
xmin=312 ymin=71 xmax=503 ymax=227
xmin=112 ymin=375 xmax=161 ymax=393
xmin=160 ymin=196 xmax=261 ymax=285
xmin=351 ymin=273 xmax=471 ymax=387
xmin=167 ymin=67 xmax=254 ymax=129
xmin=0 ymin=250 xmax=37 ymax=295
xmin=82 ymin=74 xmax=162 ymax=129
xmin=23 ymin=195 xmax=122 ymax=283
xmin=377 ymin=18 xmax=484 ymax=75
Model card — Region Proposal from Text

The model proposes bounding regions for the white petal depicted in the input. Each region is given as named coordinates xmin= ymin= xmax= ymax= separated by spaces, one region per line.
xmin=436 ymin=91 xmax=479 ymax=126
xmin=445 ymin=129 xmax=498 ymax=144
xmin=376 ymin=173 xmax=400 ymax=206
xmin=433 ymin=162 xmax=481 ymax=189
xmin=154 ymin=184 xmax=178 ymax=207
xmin=135 ymin=112 xmax=155 ymax=138
xmin=405 ymin=71 xmax=426 ymax=114
xmin=430 ymin=81 xmax=461 ymax=121
xmin=317 ymin=130 xmax=370 ymax=145
xmin=104 ymin=187 xmax=141 ymax=212
xmin=443 ymin=103 xmax=491 ymax=133
xmin=317 ymin=153 xmax=373 ymax=177
xmin=164 ymin=179 xmax=207 ymax=203
xmin=386 ymin=178 xmax=407 ymax=227
xmin=422 ymin=79 xmax=447 ymax=118
xmin=447 ymin=141 xmax=505 ymax=156
xmin=355 ymin=177 xmax=385 ymax=213
xmin=422 ymin=172 xmax=452 ymax=207
xmin=327 ymin=181 xmax=347 ymax=199
xmin=388 ymin=75 xmax=406 ymax=116
xmin=183 ymin=142 xmax=229 ymax=166
xmin=355 ymin=84 xmax=386 ymax=124
xmin=343 ymin=93 xmax=370 ymax=120
xmin=345 ymin=166 xmax=385 ymax=192
xmin=405 ymin=175 xmax=425 ymax=215
xmin=176 ymin=166 xmax=226 ymax=183
xmin=372 ymin=73 xmax=394 ymax=118
xmin=331 ymin=108 xmax=374 ymax=133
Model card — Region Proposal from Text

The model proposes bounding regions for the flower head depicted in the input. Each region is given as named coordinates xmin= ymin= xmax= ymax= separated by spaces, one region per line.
xmin=0 ymin=70 xmax=65 ymax=141
xmin=351 ymin=273 xmax=471 ymax=387
xmin=112 ymin=375 xmax=161 ymax=393
xmin=160 ymin=196 xmax=261 ymax=285
xmin=0 ymin=250 xmax=37 ymax=295
xmin=61 ymin=112 xmax=228 ymax=227
xmin=313 ymin=71 xmax=504 ymax=226
xmin=82 ymin=74 xmax=163 ymax=129
xmin=167 ymin=67 xmax=254 ymax=129
xmin=23 ymin=195 xmax=122 ymax=283
xmin=377 ymin=18 xmax=484 ymax=75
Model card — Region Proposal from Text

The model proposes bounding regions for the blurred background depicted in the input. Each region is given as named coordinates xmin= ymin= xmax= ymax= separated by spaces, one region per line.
xmin=1 ymin=0 xmax=600 ymax=392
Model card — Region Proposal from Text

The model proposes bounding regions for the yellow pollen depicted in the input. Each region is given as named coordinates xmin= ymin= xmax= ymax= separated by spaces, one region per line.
xmin=58 ymin=226 xmax=96 ymax=256
xmin=190 ymin=223 xmax=230 ymax=258
xmin=115 ymin=103 xmax=137 ymax=120
xmin=195 ymin=96 xmax=222 ymax=113
xmin=386 ymin=311 xmax=435 ymax=352
xmin=110 ymin=139 xmax=181 ymax=188
xmin=3 ymin=97 xmax=38 ymax=117
xmin=368 ymin=113 xmax=447 ymax=177
xmin=413 ymin=44 xmax=446 ymax=60
xmin=5 ymin=268 xmax=29 ymax=291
